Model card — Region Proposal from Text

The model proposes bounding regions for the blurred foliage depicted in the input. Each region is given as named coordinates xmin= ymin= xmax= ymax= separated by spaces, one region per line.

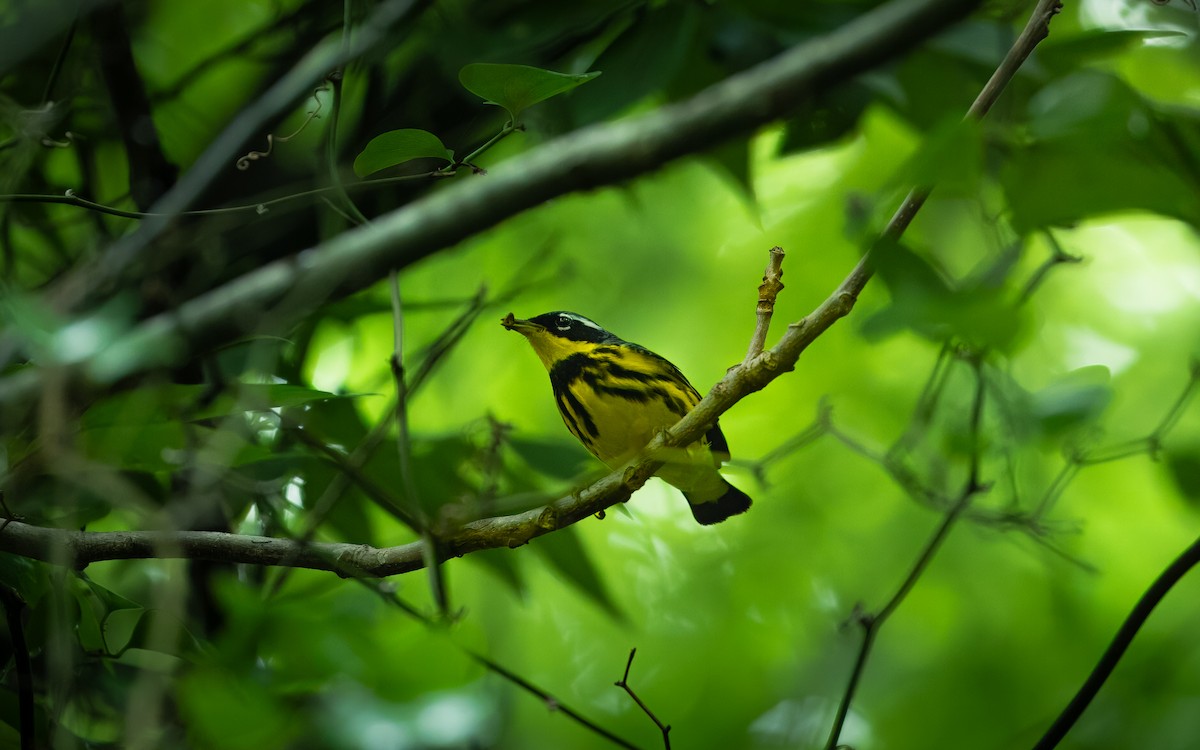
xmin=2 ymin=0 xmax=1200 ymax=749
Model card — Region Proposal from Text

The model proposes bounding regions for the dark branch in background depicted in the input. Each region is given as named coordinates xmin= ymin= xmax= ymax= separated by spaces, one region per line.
xmin=89 ymin=3 xmax=178 ymax=210
xmin=822 ymin=353 xmax=989 ymax=750
xmin=1030 ymin=532 xmax=1200 ymax=750
xmin=615 ymin=649 xmax=671 ymax=750
xmin=0 ymin=0 xmax=984 ymax=418
xmin=47 ymin=0 xmax=429 ymax=313
xmin=0 ymin=585 xmax=35 ymax=750
xmin=744 ymin=246 xmax=785 ymax=364
xmin=40 ymin=8 xmax=79 ymax=104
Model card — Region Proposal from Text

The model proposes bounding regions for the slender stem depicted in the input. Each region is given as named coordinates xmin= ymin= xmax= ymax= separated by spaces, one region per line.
xmin=0 ymin=171 xmax=451 ymax=220
xmin=326 ymin=0 xmax=370 ymax=226
xmin=0 ymin=587 xmax=35 ymax=750
xmin=389 ymin=273 xmax=448 ymax=616
xmin=614 ymin=649 xmax=671 ymax=749
xmin=823 ymin=357 xmax=987 ymax=750
xmin=1030 ymin=532 xmax=1200 ymax=750
xmin=473 ymin=650 xmax=645 ymax=750
xmin=456 ymin=121 xmax=517 ymax=169
xmin=41 ymin=6 xmax=80 ymax=104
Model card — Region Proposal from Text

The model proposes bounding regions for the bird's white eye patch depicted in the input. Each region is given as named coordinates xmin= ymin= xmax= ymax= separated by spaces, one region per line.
xmin=555 ymin=313 xmax=604 ymax=334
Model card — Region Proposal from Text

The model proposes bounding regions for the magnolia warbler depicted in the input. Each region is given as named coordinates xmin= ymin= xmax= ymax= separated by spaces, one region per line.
xmin=502 ymin=311 xmax=751 ymax=525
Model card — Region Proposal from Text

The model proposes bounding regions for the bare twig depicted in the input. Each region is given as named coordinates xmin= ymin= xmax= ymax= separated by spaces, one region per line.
xmin=351 ymin=576 xmax=643 ymax=750
xmin=286 ymin=425 xmax=422 ymax=531
xmin=1030 ymin=531 xmax=1200 ymax=750
xmin=1019 ymin=230 xmax=1083 ymax=303
xmin=615 ymin=649 xmax=671 ymax=750
xmin=390 ymin=272 xmax=448 ymax=616
xmin=744 ymin=246 xmax=786 ymax=365
xmin=822 ymin=354 xmax=989 ymax=750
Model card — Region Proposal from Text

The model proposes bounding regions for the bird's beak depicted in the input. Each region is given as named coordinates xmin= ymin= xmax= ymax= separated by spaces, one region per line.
xmin=501 ymin=312 xmax=542 ymax=335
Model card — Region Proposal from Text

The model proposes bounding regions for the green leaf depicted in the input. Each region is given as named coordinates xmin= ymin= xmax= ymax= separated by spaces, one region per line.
xmin=0 ymin=553 xmax=48 ymax=605
xmin=1031 ymin=366 xmax=1113 ymax=436
xmin=459 ymin=63 xmax=600 ymax=120
xmin=779 ymin=80 xmax=872 ymax=154
xmin=1166 ymin=446 xmax=1200 ymax=507
xmin=508 ymin=437 xmax=592 ymax=481
xmin=114 ymin=608 xmax=203 ymax=659
xmin=898 ymin=117 xmax=982 ymax=194
xmin=568 ymin=3 xmax=695 ymax=124
xmin=1039 ymin=29 xmax=1187 ymax=72
xmin=352 ymin=129 xmax=454 ymax=178
xmin=530 ymin=526 xmax=623 ymax=621
xmin=861 ymin=241 xmax=1024 ymax=350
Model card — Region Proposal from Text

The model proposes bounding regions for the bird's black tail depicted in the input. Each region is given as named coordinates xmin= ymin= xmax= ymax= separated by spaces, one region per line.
xmin=685 ymin=481 xmax=752 ymax=525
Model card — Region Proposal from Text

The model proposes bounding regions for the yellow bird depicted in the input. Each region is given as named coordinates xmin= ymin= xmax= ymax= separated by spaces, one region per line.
xmin=502 ymin=311 xmax=751 ymax=524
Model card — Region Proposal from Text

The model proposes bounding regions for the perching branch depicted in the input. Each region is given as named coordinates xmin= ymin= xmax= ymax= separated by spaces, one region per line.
xmin=0 ymin=0 xmax=983 ymax=418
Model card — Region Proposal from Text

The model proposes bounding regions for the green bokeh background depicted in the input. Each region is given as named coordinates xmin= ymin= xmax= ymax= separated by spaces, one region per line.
xmin=3 ymin=0 xmax=1200 ymax=748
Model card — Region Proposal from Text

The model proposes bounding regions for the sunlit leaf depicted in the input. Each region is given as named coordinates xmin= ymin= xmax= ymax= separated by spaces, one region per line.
xmin=1039 ymin=29 xmax=1187 ymax=71
xmin=459 ymin=63 xmax=600 ymax=120
xmin=1031 ymin=365 xmax=1113 ymax=436
xmin=861 ymin=241 xmax=1024 ymax=350
xmin=353 ymin=129 xmax=454 ymax=178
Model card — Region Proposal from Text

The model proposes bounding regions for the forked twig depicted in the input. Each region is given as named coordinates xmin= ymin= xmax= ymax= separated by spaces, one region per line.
xmin=744 ymin=246 xmax=786 ymax=364
xmin=615 ymin=649 xmax=671 ymax=750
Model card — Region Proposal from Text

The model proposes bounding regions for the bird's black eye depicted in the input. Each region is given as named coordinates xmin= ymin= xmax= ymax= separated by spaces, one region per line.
xmin=556 ymin=315 xmax=572 ymax=331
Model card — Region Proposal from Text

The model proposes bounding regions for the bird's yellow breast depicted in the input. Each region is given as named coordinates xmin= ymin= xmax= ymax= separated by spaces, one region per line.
xmin=542 ymin=342 xmax=702 ymax=466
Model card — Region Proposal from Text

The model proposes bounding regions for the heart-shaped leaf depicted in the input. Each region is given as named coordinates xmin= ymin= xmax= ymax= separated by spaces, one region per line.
xmin=459 ymin=63 xmax=600 ymax=120
xmin=353 ymin=129 xmax=453 ymax=178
